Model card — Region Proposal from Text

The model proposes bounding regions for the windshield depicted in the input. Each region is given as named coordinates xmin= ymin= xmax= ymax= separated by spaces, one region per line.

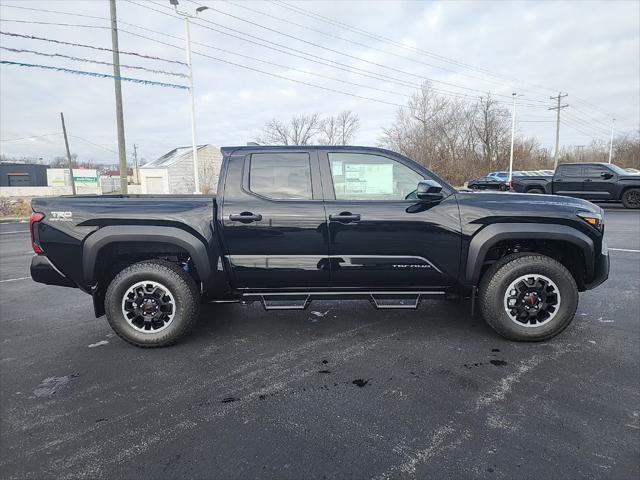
xmin=608 ymin=164 xmax=637 ymax=175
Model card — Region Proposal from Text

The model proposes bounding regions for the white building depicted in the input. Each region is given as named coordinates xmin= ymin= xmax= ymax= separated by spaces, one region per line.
xmin=139 ymin=145 xmax=222 ymax=194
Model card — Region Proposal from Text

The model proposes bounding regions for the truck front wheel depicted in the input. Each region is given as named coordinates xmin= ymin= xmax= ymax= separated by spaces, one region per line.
xmin=478 ymin=254 xmax=578 ymax=341
xmin=622 ymin=188 xmax=640 ymax=209
xmin=104 ymin=260 xmax=200 ymax=347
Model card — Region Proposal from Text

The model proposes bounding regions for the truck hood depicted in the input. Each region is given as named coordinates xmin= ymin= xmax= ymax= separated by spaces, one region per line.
xmin=619 ymin=175 xmax=640 ymax=182
xmin=455 ymin=191 xmax=601 ymax=215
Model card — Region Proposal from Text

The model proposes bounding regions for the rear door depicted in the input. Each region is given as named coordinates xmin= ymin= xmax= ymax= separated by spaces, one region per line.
xmin=552 ymin=164 xmax=583 ymax=196
xmin=582 ymin=165 xmax=616 ymax=200
xmin=320 ymin=149 xmax=461 ymax=289
xmin=220 ymin=149 xmax=329 ymax=289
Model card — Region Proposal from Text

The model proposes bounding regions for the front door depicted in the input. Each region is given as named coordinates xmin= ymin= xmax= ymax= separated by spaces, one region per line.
xmin=220 ymin=149 xmax=329 ymax=289
xmin=320 ymin=150 xmax=461 ymax=289
xmin=582 ymin=165 xmax=616 ymax=200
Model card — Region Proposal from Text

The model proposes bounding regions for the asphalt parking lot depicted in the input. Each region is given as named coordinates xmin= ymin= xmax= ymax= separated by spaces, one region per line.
xmin=1 ymin=207 xmax=638 ymax=479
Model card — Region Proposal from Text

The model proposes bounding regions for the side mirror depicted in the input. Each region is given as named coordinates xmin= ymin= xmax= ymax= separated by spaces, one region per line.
xmin=600 ymin=171 xmax=613 ymax=179
xmin=416 ymin=180 xmax=443 ymax=202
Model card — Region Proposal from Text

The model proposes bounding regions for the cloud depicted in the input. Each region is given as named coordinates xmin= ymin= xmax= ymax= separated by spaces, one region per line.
xmin=0 ymin=0 xmax=638 ymax=164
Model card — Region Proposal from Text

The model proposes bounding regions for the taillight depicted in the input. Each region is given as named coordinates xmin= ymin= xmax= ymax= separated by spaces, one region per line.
xmin=507 ymin=179 xmax=513 ymax=191
xmin=30 ymin=211 xmax=45 ymax=254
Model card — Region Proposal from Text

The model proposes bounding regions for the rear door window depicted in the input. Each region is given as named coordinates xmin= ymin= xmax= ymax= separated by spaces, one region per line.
xmin=249 ymin=153 xmax=312 ymax=200
xmin=558 ymin=165 xmax=583 ymax=177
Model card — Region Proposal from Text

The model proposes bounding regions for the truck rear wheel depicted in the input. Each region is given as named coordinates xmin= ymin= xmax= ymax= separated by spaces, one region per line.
xmin=527 ymin=188 xmax=544 ymax=194
xmin=622 ymin=188 xmax=640 ymax=209
xmin=478 ymin=254 xmax=578 ymax=341
xmin=105 ymin=260 xmax=200 ymax=347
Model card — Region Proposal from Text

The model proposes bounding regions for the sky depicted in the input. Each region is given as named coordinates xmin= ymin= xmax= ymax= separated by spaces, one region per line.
xmin=0 ymin=0 xmax=638 ymax=165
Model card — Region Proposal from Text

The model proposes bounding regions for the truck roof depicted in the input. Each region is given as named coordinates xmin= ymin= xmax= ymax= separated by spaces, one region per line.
xmin=557 ymin=162 xmax=613 ymax=167
xmin=220 ymin=145 xmax=397 ymax=156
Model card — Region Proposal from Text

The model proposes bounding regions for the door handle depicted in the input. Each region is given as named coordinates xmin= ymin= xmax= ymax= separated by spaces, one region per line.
xmin=329 ymin=212 xmax=361 ymax=223
xmin=229 ymin=212 xmax=263 ymax=223
xmin=584 ymin=179 xmax=593 ymax=182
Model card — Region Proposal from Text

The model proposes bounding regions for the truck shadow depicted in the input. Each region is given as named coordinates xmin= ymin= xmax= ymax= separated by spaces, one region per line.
xmin=186 ymin=299 xmax=496 ymax=345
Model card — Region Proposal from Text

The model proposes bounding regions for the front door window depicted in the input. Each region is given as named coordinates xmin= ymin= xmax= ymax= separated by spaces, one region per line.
xmin=328 ymin=153 xmax=423 ymax=201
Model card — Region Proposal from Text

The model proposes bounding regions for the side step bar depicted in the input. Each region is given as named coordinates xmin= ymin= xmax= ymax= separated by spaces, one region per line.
xmin=241 ymin=291 xmax=446 ymax=311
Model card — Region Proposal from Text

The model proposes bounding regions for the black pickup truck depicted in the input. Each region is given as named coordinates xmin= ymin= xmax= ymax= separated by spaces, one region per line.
xmin=510 ymin=162 xmax=640 ymax=209
xmin=29 ymin=146 xmax=609 ymax=347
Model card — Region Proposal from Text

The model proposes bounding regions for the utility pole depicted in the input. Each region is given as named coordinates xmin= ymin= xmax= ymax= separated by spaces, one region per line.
xmin=59 ymin=112 xmax=76 ymax=195
xmin=507 ymin=93 xmax=517 ymax=184
xmin=549 ymin=92 xmax=569 ymax=169
xmin=109 ymin=0 xmax=127 ymax=194
xmin=133 ymin=143 xmax=140 ymax=184
xmin=608 ymin=118 xmax=616 ymax=164
xmin=170 ymin=0 xmax=209 ymax=194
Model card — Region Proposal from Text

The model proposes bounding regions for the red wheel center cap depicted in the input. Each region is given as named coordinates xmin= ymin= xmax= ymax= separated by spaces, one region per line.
xmin=526 ymin=293 xmax=539 ymax=306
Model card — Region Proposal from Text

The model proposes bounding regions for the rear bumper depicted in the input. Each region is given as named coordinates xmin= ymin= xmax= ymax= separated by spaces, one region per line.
xmin=30 ymin=255 xmax=76 ymax=288
xmin=584 ymin=241 xmax=610 ymax=290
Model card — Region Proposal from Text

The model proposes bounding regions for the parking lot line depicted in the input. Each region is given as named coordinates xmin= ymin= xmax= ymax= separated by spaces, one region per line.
xmin=0 ymin=231 xmax=28 ymax=235
xmin=609 ymin=248 xmax=640 ymax=253
xmin=0 ymin=276 xmax=31 ymax=283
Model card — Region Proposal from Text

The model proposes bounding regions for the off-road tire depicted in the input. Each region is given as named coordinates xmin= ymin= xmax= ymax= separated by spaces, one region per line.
xmin=478 ymin=253 xmax=578 ymax=341
xmin=105 ymin=260 xmax=200 ymax=348
xmin=621 ymin=188 xmax=640 ymax=209
xmin=527 ymin=188 xmax=544 ymax=194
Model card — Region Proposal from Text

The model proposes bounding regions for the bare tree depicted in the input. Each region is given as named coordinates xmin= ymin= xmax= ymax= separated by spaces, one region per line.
xmin=259 ymin=113 xmax=322 ymax=145
xmin=319 ymin=110 xmax=360 ymax=145
xmin=473 ymin=94 xmax=510 ymax=169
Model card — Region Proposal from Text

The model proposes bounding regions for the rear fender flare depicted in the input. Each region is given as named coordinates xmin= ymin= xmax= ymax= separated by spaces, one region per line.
xmin=465 ymin=223 xmax=594 ymax=285
xmin=82 ymin=225 xmax=211 ymax=286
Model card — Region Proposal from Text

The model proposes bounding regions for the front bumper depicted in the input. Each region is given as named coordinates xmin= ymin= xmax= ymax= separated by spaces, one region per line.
xmin=30 ymin=255 xmax=76 ymax=288
xmin=584 ymin=241 xmax=610 ymax=290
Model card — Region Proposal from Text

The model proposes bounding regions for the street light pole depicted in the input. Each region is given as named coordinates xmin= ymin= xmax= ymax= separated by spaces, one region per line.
xmin=608 ymin=118 xmax=616 ymax=164
xmin=507 ymin=93 xmax=517 ymax=185
xmin=170 ymin=0 xmax=209 ymax=194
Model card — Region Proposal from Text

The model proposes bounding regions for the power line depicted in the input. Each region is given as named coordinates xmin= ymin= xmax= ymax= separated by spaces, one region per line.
xmin=106 ymin=30 xmax=407 ymax=107
xmin=561 ymin=120 xmax=603 ymax=139
xmin=0 ymin=46 xmax=187 ymax=78
xmin=69 ymin=135 xmax=118 ymax=154
xmin=0 ymin=133 xmax=61 ymax=142
xmin=0 ymin=30 xmax=187 ymax=66
xmin=179 ymin=0 xmax=549 ymax=103
xmin=563 ymin=111 xmax=611 ymax=136
xmin=126 ymin=0 xmax=547 ymax=109
xmin=1 ymin=0 xmax=546 ymax=109
xmin=0 ymin=132 xmax=118 ymax=154
xmin=1 ymin=61 xmax=189 ymax=89
xmin=197 ymin=0 xmax=524 ymax=93
xmin=0 ymin=18 xmax=110 ymax=30
xmin=268 ymin=0 xmax=559 ymax=97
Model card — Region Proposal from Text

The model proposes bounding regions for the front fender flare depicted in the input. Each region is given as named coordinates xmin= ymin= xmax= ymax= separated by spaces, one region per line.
xmin=465 ymin=223 xmax=594 ymax=285
xmin=82 ymin=225 xmax=211 ymax=285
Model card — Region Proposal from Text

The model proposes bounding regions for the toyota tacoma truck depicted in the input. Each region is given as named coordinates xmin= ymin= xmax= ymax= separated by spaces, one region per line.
xmin=29 ymin=146 xmax=609 ymax=347
xmin=510 ymin=162 xmax=640 ymax=208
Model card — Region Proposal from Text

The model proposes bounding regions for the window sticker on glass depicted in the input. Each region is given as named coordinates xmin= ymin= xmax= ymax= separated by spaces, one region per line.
xmin=331 ymin=160 xmax=343 ymax=176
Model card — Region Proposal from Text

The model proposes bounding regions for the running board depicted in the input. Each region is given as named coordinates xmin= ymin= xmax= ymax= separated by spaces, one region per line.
xmin=241 ymin=291 xmax=446 ymax=311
